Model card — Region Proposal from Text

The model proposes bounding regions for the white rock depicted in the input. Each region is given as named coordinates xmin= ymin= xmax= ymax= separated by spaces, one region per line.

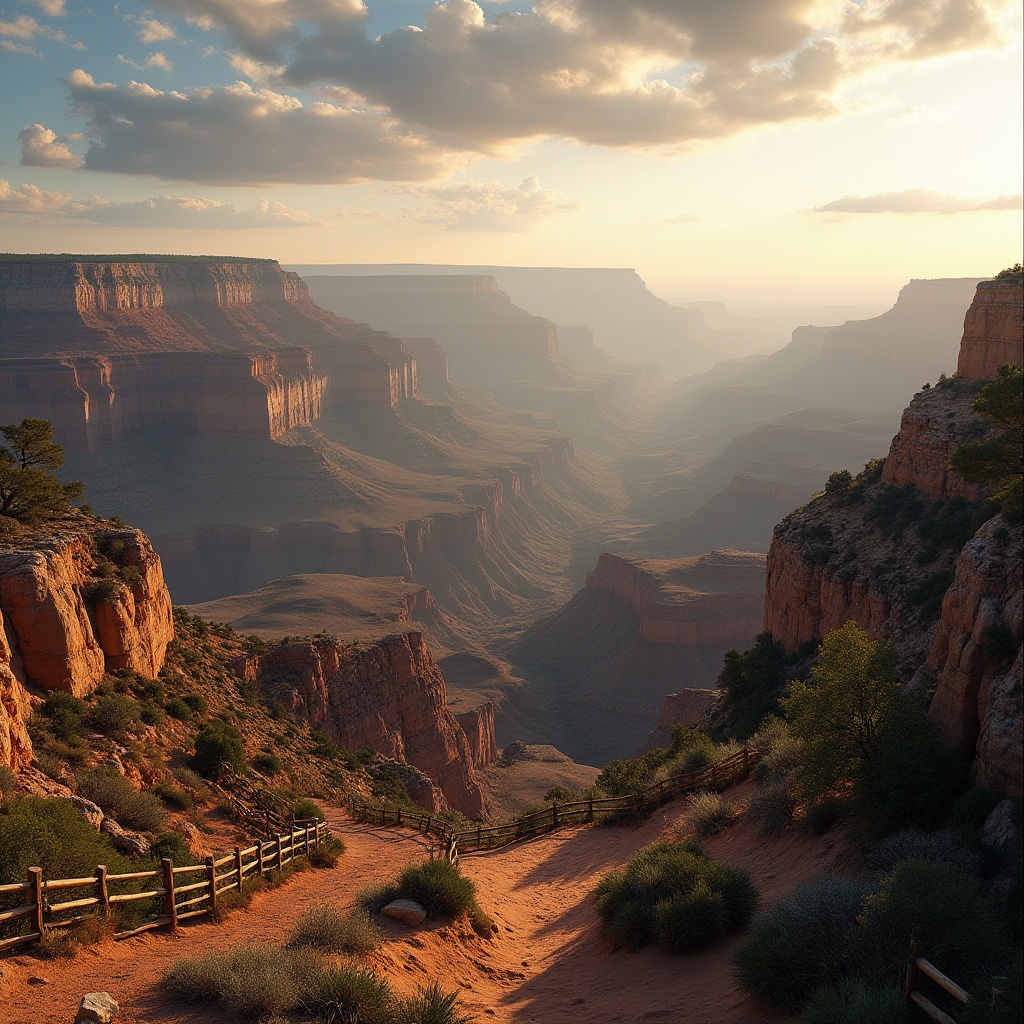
xmin=382 ymin=899 xmax=427 ymax=926
xmin=75 ymin=991 xmax=119 ymax=1023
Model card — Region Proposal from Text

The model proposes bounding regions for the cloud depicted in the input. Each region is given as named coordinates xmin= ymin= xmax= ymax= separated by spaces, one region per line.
xmin=814 ymin=189 xmax=1024 ymax=214
xmin=31 ymin=0 xmax=67 ymax=13
xmin=385 ymin=175 xmax=583 ymax=230
xmin=117 ymin=52 xmax=175 ymax=71
xmin=61 ymin=70 xmax=461 ymax=185
xmin=0 ymin=179 xmax=321 ymax=227
xmin=0 ymin=12 xmax=80 ymax=48
xmin=18 ymin=123 xmax=82 ymax=168
xmin=129 ymin=15 xmax=178 ymax=43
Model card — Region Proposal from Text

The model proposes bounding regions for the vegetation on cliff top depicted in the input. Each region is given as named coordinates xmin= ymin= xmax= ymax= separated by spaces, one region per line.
xmin=0 ymin=418 xmax=83 ymax=523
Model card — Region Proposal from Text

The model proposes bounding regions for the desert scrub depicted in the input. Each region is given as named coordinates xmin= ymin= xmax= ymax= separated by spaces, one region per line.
xmin=867 ymin=829 xmax=980 ymax=878
xmin=191 ymin=721 xmax=245 ymax=780
xmin=747 ymin=778 xmax=797 ymax=833
xmin=299 ymin=961 xmax=397 ymax=1023
xmin=309 ymin=833 xmax=345 ymax=868
xmin=731 ymin=875 xmax=866 ymax=1012
xmin=75 ymin=766 xmax=166 ymax=832
xmin=292 ymin=797 xmax=326 ymax=822
xmin=685 ymin=790 xmax=737 ymax=836
xmin=288 ymin=904 xmax=384 ymax=955
xmin=799 ymin=981 xmax=907 ymax=1024
xmin=595 ymin=841 xmax=757 ymax=954
xmin=399 ymin=981 xmax=476 ymax=1024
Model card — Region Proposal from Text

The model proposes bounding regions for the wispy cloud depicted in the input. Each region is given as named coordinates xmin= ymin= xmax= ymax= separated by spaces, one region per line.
xmin=0 ymin=12 xmax=81 ymax=50
xmin=814 ymin=189 xmax=1024 ymax=214
xmin=117 ymin=51 xmax=174 ymax=71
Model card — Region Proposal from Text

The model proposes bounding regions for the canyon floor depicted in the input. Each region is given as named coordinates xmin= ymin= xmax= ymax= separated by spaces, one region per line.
xmin=3 ymin=784 xmax=852 ymax=1024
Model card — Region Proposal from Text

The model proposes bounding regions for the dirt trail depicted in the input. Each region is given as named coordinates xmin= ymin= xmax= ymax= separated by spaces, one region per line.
xmin=3 ymin=789 xmax=850 ymax=1023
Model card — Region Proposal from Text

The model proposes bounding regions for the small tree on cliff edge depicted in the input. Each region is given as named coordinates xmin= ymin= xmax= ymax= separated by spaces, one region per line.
xmin=0 ymin=418 xmax=83 ymax=523
xmin=950 ymin=364 xmax=1023 ymax=520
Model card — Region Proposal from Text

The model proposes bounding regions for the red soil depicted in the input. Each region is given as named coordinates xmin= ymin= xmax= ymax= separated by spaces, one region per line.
xmin=2 ymin=787 xmax=850 ymax=1023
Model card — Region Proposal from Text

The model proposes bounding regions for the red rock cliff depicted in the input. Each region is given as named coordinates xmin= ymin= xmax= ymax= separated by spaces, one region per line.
xmin=956 ymin=277 xmax=1024 ymax=379
xmin=927 ymin=516 xmax=1022 ymax=796
xmin=455 ymin=701 xmax=498 ymax=769
xmin=232 ymin=631 xmax=486 ymax=817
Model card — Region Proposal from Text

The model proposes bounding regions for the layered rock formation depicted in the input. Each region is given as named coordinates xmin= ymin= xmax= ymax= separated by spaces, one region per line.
xmin=0 ymin=517 xmax=174 ymax=768
xmin=514 ymin=549 xmax=765 ymax=763
xmin=0 ymin=256 xmax=422 ymax=444
xmin=455 ymin=701 xmax=498 ymax=769
xmin=957 ymin=277 xmax=1024 ymax=379
xmin=642 ymin=687 xmax=719 ymax=752
xmin=231 ymin=631 xmax=487 ymax=816
xmin=927 ymin=516 xmax=1023 ymax=795
xmin=762 ymin=276 xmax=1022 ymax=790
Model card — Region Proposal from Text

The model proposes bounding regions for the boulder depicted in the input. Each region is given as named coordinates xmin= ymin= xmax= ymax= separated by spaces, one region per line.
xmin=69 ymin=796 xmax=104 ymax=831
xmin=101 ymin=819 xmax=150 ymax=857
xmin=382 ymin=899 xmax=427 ymax=927
xmin=74 ymin=992 xmax=119 ymax=1023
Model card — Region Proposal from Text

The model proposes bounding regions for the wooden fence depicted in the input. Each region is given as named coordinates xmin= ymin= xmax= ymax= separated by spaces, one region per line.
xmin=0 ymin=819 xmax=328 ymax=955
xmin=906 ymin=941 xmax=1006 ymax=1023
xmin=350 ymin=746 xmax=756 ymax=861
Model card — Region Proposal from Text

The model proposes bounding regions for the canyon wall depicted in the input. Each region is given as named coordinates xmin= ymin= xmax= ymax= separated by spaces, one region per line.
xmin=0 ymin=518 xmax=174 ymax=768
xmin=231 ymin=631 xmax=487 ymax=816
xmin=957 ymin=277 xmax=1024 ymax=379
xmin=456 ymin=701 xmax=498 ymax=769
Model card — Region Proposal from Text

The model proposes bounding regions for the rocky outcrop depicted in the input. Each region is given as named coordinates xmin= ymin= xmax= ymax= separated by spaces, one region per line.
xmin=0 ymin=618 xmax=33 ymax=771
xmin=585 ymin=551 xmax=765 ymax=646
xmin=232 ymin=631 xmax=486 ymax=817
xmin=927 ymin=516 xmax=1023 ymax=795
xmin=881 ymin=381 xmax=989 ymax=498
xmin=957 ymin=277 xmax=1024 ymax=379
xmin=0 ymin=522 xmax=173 ymax=696
xmin=642 ymin=688 xmax=719 ymax=752
xmin=0 ymin=349 xmax=326 ymax=449
xmin=455 ymin=701 xmax=497 ymax=768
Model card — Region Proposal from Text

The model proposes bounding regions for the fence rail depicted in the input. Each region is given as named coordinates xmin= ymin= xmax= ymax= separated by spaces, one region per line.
xmin=0 ymin=819 xmax=328 ymax=956
xmin=351 ymin=746 xmax=756 ymax=861
xmin=905 ymin=941 xmax=1007 ymax=1022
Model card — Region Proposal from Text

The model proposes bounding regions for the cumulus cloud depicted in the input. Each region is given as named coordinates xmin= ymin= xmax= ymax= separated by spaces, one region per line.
xmin=31 ymin=0 xmax=67 ymax=14
xmin=0 ymin=179 xmax=321 ymax=227
xmin=129 ymin=15 xmax=178 ymax=44
xmin=386 ymin=175 xmax=582 ymax=230
xmin=814 ymin=189 xmax=1024 ymax=214
xmin=62 ymin=70 xmax=461 ymax=185
xmin=0 ymin=13 xmax=81 ymax=51
xmin=18 ymin=123 xmax=82 ymax=168
xmin=118 ymin=52 xmax=175 ymax=71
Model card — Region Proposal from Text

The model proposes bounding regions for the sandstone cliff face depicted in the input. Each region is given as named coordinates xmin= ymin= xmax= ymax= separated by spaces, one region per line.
xmin=0 ymin=524 xmax=173 ymax=695
xmin=232 ymin=631 xmax=486 ymax=817
xmin=0 ymin=617 xmax=33 ymax=770
xmin=881 ymin=382 xmax=989 ymax=498
xmin=927 ymin=516 xmax=1022 ymax=796
xmin=642 ymin=688 xmax=719 ymax=752
xmin=455 ymin=701 xmax=498 ymax=769
xmin=957 ymin=278 xmax=1024 ymax=380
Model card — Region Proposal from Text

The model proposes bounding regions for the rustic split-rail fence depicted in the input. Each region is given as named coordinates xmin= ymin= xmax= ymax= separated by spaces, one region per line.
xmin=0 ymin=817 xmax=328 ymax=955
xmin=350 ymin=745 xmax=757 ymax=863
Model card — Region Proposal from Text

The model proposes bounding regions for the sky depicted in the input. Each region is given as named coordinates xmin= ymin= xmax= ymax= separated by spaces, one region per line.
xmin=0 ymin=0 xmax=1021 ymax=305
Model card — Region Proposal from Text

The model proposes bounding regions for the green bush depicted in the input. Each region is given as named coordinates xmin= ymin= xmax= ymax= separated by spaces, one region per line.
xmin=171 ymin=767 xmax=210 ymax=799
xmin=152 ymin=779 xmax=195 ymax=812
xmin=149 ymin=832 xmax=198 ymax=866
xmin=716 ymin=633 xmax=788 ymax=740
xmin=252 ymin=752 xmax=281 ymax=776
xmin=396 ymin=859 xmax=478 ymax=919
xmin=287 ymin=904 xmax=384 ymax=954
xmin=799 ymin=980 xmax=907 ymax=1024
xmin=859 ymin=861 xmax=1003 ymax=981
xmin=685 ymin=790 xmax=736 ymax=835
xmin=803 ymin=798 xmax=843 ymax=835
xmin=748 ymin=778 xmax=797 ymax=833
xmin=595 ymin=841 xmax=757 ymax=955
xmin=867 ymin=829 xmax=980 ymax=878
xmin=0 ymin=766 xmax=14 ymax=798
xmin=181 ymin=693 xmax=208 ymax=716
xmin=164 ymin=698 xmax=192 ymax=721
xmin=731 ymin=875 xmax=865 ymax=1011
xmin=40 ymin=692 xmax=87 ymax=742
xmin=163 ymin=952 xmax=228 ymax=1004
xmin=825 ymin=470 xmax=854 ymax=496
xmin=75 ymin=767 xmax=165 ymax=832
xmin=292 ymin=797 xmax=325 ymax=822
xmin=399 ymin=981 xmax=474 ymax=1024
xmin=309 ymin=833 xmax=345 ymax=869
xmin=0 ymin=796 xmax=134 ymax=883
xmin=191 ymin=721 xmax=245 ymax=781
xmin=300 ymin=961 xmax=397 ymax=1024
xmin=87 ymin=694 xmax=139 ymax=738
xmin=963 ymin=949 xmax=1022 ymax=1024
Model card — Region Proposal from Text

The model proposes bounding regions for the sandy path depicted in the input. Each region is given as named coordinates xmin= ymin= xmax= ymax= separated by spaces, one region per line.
xmin=2 ymin=790 xmax=849 ymax=1023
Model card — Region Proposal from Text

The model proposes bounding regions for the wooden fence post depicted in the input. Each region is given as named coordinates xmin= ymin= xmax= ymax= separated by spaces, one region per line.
xmin=552 ymin=804 xmax=559 ymax=827
xmin=97 ymin=865 xmax=110 ymax=917
xmin=162 ymin=858 xmax=178 ymax=933
xmin=587 ymin=798 xmax=594 ymax=822
xmin=256 ymin=842 xmax=265 ymax=878
xmin=304 ymin=825 xmax=311 ymax=857
xmin=905 ymin=940 xmax=923 ymax=999
xmin=275 ymin=833 xmax=284 ymax=871
xmin=742 ymin=746 xmax=750 ymax=773
xmin=27 ymin=867 xmax=43 ymax=937
xmin=205 ymin=856 xmax=217 ymax=916
xmin=234 ymin=847 xmax=244 ymax=891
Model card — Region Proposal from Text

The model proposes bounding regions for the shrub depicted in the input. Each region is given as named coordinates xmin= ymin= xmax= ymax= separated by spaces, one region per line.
xmin=219 ymin=945 xmax=301 ymax=1019
xmin=0 ymin=765 xmax=15 ymax=798
xmin=40 ymin=691 xmax=87 ymax=742
xmin=803 ymin=798 xmax=843 ymax=835
xmin=963 ymin=949 xmax=1022 ymax=1024
xmin=399 ymin=982 xmax=474 ymax=1024
xmin=171 ymin=767 xmax=211 ymax=799
xmin=164 ymin=698 xmax=192 ymax=721
xmin=825 ymin=470 xmax=854 ymax=496
xmin=799 ymin=981 xmax=907 ymax=1024
xmin=181 ymin=693 xmax=208 ymax=716
xmin=252 ymin=752 xmax=281 ymax=776
xmin=149 ymin=832 xmax=197 ymax=866
xmin=191 ymin=721 xmax=245 ymax=781
xmin=309 ymin=833 xmax=345 ymax=869
xmin=685 ymin=790 xmax=736 ymax=835
xmin=75 ymin=768 xmax=165 ymax=832
xmin=87 ymin=694 xmax=139 ymax=738
xmin=292 ymin=797 xmax=325 ymax=823
xmin=716 ymin=633 xmax=789 ymax=740
xmin=152 ymin=779 xmax=195 ymax=812
xmin=163 ymin=952 xmax=228 ymax=1004
xmin=397 ymin=859 xmax=478 ymax=919
xmin=596 ymin=841 xmax=757 ymax=955
xmin=139 ymin=702 xmax=164 ymax=727
xmin=0 ymin=796 xmax=133 ymax=883
xmin=867 ymin=829 xmax=980 ymax=878
xmin=288 ymin=905 xmax=384 ymax=955
xmin=747 ymin=778 xmax=797 ymax=833
xmin=859 ymin=861 xmax=1003 ymax=981
xmin=749 ymin=717 xmax=802 ymax=782
xmin=299 ymin=961 xmax=397 ymax=1024
xmin=731 ymin=875 xmax=865 ymax=1011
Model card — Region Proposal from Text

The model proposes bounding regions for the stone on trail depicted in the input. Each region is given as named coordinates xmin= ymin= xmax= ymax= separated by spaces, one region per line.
xmin=74 ymin=991 xmax=119 ymax=1023
xmin=382 ymin=899 xmax=427 ymax=926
